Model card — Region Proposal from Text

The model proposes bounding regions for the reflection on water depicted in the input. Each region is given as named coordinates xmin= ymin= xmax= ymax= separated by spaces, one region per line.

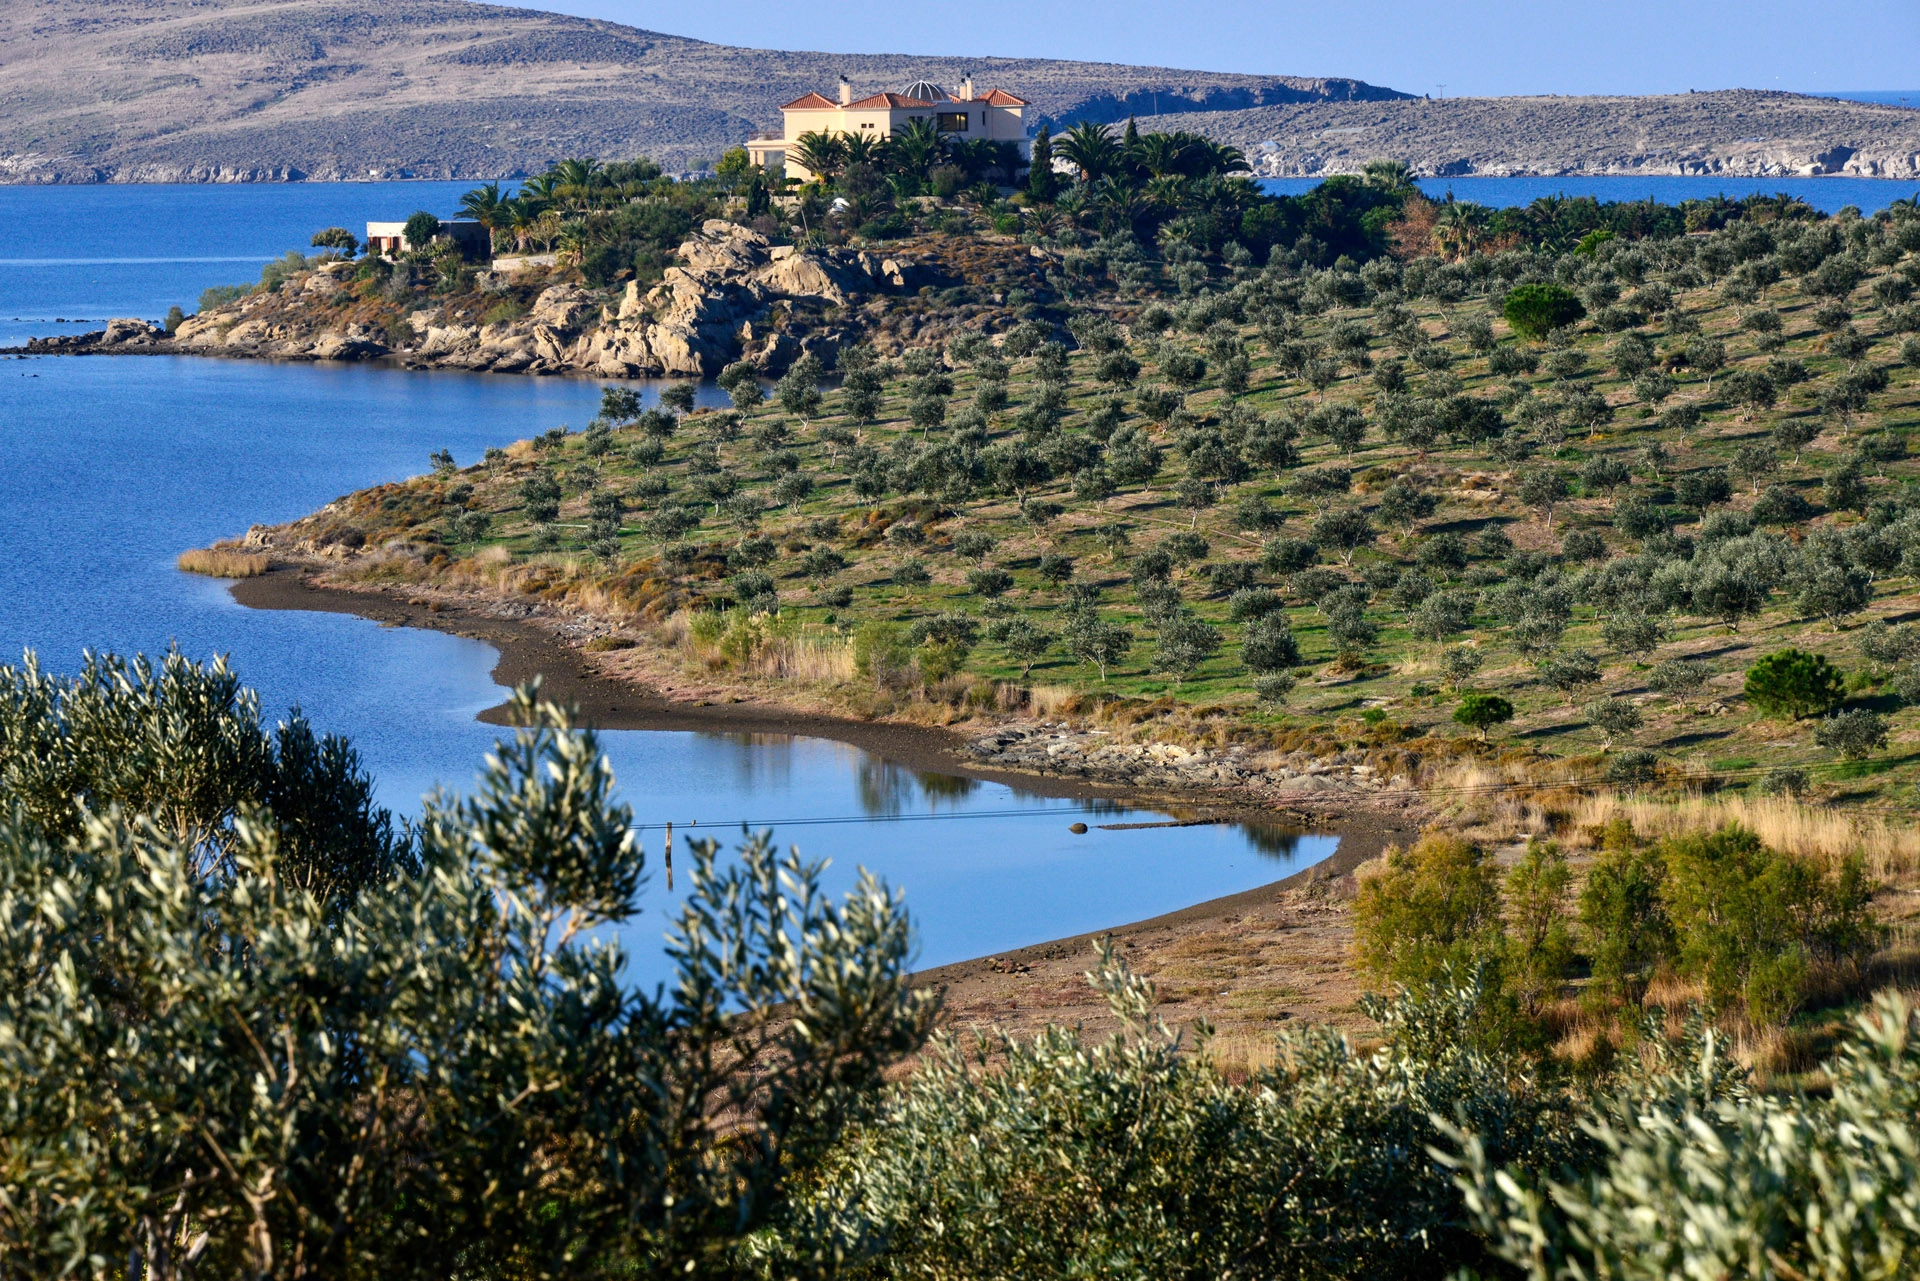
xmin=1239 ymin=825 xmax=1307 ymax=859
xmin=857 ymin=756 xmax=980 ymax=815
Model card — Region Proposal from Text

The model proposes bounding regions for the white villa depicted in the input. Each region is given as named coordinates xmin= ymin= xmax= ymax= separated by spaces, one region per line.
xmin=748 ymin=77 xmax=1030 ymax=182
xmin=364 ymin=218 xmax=489 ymax=259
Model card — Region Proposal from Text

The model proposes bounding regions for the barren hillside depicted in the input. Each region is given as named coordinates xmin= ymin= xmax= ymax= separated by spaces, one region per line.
xmin=1148 ymin=91 xmax=1920 ymax=180
xmin=0 ymin=0 xmax=1403 ymax=182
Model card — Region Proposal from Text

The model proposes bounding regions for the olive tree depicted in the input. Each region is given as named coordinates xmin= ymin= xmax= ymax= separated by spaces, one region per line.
xmin=0 ymin=652 xmax=931 ymax=1280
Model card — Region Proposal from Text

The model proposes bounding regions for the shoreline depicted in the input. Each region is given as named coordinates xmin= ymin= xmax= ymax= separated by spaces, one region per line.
xmin=230 ymin=565 xmax=1418 ymax=1024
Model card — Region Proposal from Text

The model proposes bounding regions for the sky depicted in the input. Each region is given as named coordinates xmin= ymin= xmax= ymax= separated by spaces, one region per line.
xmin=503 ymin=0 xmax=1917 ymax=98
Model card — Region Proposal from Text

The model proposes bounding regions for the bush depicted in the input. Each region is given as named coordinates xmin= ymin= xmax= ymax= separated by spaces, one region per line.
xmin=1453 ymin=692 xmax=1514 ymax=737
xmin=1659 ymin=824 xmax=1879 ymax=1022
xmin=1353 ymin=833 xmax=1504 ymax=989
xmin=1743 ymin=648 xmax=1845 ymax=720
xmin=1815 ymin=707 xmax=1891 ymax=759
xmin=0 ymin=654 xmax=929 ymax=1277
xmin=768 ymin=953 xmax=1569 ymax=1280
xmin=1578 ymin=822 xmax=1673 ymax=1000
xmin=1502 ymin=283 xmax=1586 ymax=341
xmin=1457 ymin=993 xmax=1920 ymax=1279
xmin=1505 ymin=841 xmax=1573 ymax=1006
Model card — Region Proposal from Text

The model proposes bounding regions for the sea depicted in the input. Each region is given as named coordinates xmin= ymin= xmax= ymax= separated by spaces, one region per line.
xmin=0 ymin=180 xmax=1337 ymax=987
xmin=7 ymin=164 xmax=1919 ymax=982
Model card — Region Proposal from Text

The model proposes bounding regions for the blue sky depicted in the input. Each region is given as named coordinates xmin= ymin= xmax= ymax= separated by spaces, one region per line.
xmin=506 ymin=0 xmax=1916 ymax=98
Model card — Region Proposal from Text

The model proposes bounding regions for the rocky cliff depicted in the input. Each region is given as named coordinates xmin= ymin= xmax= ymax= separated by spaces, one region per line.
xmin=21 ymin=221 xmax=1015 ymax=376
xmin=1149 ymin=90 xmax=1920 ymax=180
xmin=0 ymin=0 xmax=1405 ymax=182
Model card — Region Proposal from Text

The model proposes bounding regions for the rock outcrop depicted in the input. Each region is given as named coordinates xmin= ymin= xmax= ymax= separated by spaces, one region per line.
xmin=22 ymin=221 xmax=938 ymax=376
xmin=966 ymin=722 xmax=1419 ymax=806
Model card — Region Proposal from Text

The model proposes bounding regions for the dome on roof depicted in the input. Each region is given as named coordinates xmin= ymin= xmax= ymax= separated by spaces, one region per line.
xmin=900 ymin=80 xmax=950 ymax=103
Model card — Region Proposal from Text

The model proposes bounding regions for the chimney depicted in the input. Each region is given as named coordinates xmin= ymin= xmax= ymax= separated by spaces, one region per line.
xmin=838 ymin=75 xmax=852 ymax=106
xmin=961 ymin=75 xmax=975 ymax=100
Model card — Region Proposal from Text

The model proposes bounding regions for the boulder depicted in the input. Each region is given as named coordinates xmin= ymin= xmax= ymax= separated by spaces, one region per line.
xmin=530 ymin=323 xmax=574 ymax=365
xmin=418 ymin=325 xmax=478 ymax=356
xmin=617 ymin=280 xmax=646 ymax=320
xmin=101 ymin=317 xmax=163 ymax=345
xmin=529 ymin=284 xmax=599 ymax=331
xmin=677 ymin=220 xmax=770 ymax=277
xmin=644 ymin=321 xmax=728 ymax=376
xmin=748 ymin=252 xmax=867 ymax=305
xmin=311 ymin=334 xmax=386 ymax=361
xmin=751 ymin=332 xmax=802 ymax=375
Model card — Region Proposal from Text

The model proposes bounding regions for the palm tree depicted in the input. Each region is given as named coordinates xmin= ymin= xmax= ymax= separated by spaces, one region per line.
xmin=791 ymin=130 xmax=848 ymax=182
xmin=1131 ymin=132 xmax=1188 ymax=179
xmin=458 ymin=182 xmax=507 ymax=251
xmin=503 ymin=198 xmax=539 ymax=253
xmin=1187 ymin=137 xmax=1249 ymax=177
xmin=1433 ymin=199 xmax=1490 ymax=259
xmin=1091 ymin=176 xmax=1145 ymax=238
xmin=551 ymin=158 xmax=605 ymax=210
xmin=841 ymin=131 xmax=881 ymax=168
xmin=517 ymin=172 xmax=559 ymax=217
xmin=1362 ymin=158 xmax=1415 ymax=193
xmin=1056 ymin=121 xmax=1121 ymax=184
xmin=882 ymin=118 xmax=945 ymax=178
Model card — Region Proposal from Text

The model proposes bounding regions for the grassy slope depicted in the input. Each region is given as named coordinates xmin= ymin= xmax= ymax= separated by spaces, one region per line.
xmin=273 ymin=211 xmax=1920 ymax=816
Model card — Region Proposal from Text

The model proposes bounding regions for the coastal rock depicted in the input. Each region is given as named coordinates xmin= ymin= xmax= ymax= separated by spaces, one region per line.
xmin=419 ymin=325 xmax=478 ymax=356
xmin=311 ymin=333 xmax=386 ymax=361
xmin=617 ymin=280 xmax=646 ymax=321
xmin=529 ymin=284 xmax=598 ymax=332
xmin=101 ymin=317 xmax=163 ymax=346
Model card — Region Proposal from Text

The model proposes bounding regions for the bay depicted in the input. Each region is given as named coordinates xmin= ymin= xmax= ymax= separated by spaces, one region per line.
xmin=0 ymin=182 xmax=1336 ymax=987
xmin=1261 ymin=173 xmax=1920 ymax=214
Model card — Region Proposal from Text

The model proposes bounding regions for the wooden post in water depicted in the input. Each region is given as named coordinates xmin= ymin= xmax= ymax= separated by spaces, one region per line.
xmin=664 ymin=821 xmax=673 ymax=892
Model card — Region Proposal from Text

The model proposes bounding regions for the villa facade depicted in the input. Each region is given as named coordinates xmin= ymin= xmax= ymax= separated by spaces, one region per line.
xmin=364 ymin=218 xmax=489 ymax=259
xmin=748 ymin=77 xmax=1029 ymax=182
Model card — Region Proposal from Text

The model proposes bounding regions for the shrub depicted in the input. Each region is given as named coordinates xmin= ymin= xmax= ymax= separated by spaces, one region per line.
xmin=1454 ymin=693 xmax=1514 ymax=737
xmin=0 ymin=655 xmax=930 ymax=1277
xmin=1456 ymin=994 xmax=1920 ymax=1279
xmin=1578 ymin=823 xmax=1673 ymax=1000
xmin=1659 ymin=824 xmax=1878 ymax=1022
xmin=1353 ymin=833 xmax=1504 ymax=989
xmin=770 ymin=952 xmax=1568 ymax=1280
xmin=1502 ymin=283 xmax=1586 ymax=341
xmin=1743 ymin=648 xmax=1845 ymax=720
xmin=1505 ymin=841 xmax=1573 ymax=1006
xmin=1815 ymin=707 xmax=1891 ymax=759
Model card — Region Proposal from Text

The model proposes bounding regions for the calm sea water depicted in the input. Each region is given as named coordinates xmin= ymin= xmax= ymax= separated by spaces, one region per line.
xmin=0 ymin=182 xmax=1334 ymax=985
xmin=1259 ymin=174 xmax=1920 ymax=214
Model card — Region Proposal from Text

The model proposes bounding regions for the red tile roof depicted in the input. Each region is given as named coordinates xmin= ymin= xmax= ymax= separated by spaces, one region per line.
xmin=780 ymin=88 xmax=1028 ymax=112
xmin=847 ymin=91 xmax=941 ymax=109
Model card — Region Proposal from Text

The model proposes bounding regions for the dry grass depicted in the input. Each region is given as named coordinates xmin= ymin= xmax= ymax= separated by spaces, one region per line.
xmin=1423 ymin=759 xmax=1567 ymax=846
xmin=1567 ymin=792 xmax=1920 ymax=880
xmin=178 ymin=546 xmax=269 ymax=578
xmin=1028 ymin=684 xmax=1079 ymax=718
xmin=1418 ymin=757 xmax=1920 ymax=881
xmin=1203 ymin=1030 xmax=1281 ymax=1077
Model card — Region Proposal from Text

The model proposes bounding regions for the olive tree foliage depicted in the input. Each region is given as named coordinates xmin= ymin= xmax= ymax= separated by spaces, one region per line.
xmin=1450 ymin=993 xmax=1920 ymax=1281
xmin=0 ymin=652 xmax=932 ymax=1280
xmin=757 ymin=948 xmax=1581 ymax=1281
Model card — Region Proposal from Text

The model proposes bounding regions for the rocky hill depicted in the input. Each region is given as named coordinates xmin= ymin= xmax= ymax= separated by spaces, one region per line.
xmin=1150 ymin=90 xmax=1920 ymax=180
xmin=0 ymin=0 xmax=1404 ymax=182
xmin=20 ymin=220 xmax=1038 ymax=376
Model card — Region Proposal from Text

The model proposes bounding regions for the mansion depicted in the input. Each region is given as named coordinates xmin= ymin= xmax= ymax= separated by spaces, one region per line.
xmin=748 ymin=77 xmax=1030 ymax=182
